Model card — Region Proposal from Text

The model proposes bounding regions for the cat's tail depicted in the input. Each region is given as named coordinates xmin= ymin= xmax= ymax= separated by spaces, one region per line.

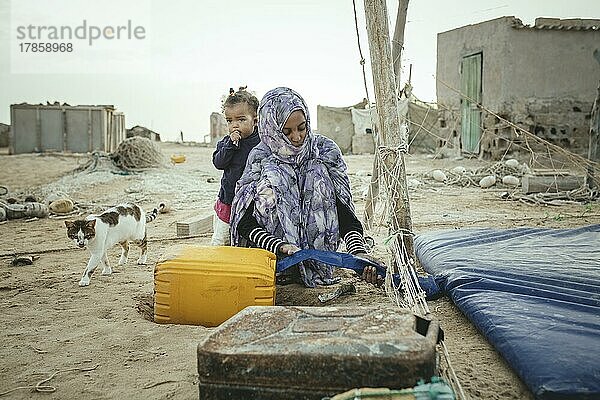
xmin=146 ymin=203 xmax=166 ymax=223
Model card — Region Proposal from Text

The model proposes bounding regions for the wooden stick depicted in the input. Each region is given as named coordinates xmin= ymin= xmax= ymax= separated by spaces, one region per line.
xmin=587 ymin=79 xmax=600 ymax=189
xmin=363 ymin=154 xmax=379 ymax=230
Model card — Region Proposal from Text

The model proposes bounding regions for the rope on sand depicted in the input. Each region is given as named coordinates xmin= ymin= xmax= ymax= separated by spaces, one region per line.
xmin=142 ymin=380 xmax=180 ymax=389
xmin=0 ymin=365 xmax=99 ymax=396
xmin=0 ymin=233 xmax=212 ymax=258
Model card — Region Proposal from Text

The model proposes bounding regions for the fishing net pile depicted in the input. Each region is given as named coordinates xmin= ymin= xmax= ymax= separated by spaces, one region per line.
xmin=111 ymin=137 xmax=167 ymax=171
xmin=71 ymin=137 xmax=168 ymax=175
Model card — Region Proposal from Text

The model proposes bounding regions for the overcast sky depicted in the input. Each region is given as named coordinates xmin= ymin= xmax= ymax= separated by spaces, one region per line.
xmin=0 ymin=0 xmax=598 ymax=142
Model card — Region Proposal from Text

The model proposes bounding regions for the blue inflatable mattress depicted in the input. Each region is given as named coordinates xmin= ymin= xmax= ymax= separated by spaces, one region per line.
xmin=415 ymin=225 xmax=600 ymax=400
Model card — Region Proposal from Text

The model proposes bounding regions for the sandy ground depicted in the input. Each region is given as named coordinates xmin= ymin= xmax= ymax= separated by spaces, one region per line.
xmin=1 ymin=142 xmax=599 ymax=399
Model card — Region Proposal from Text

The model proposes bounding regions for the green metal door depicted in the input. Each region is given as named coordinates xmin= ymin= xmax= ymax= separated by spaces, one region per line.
xmin=460 ymin=53 xmax=482 ymax=154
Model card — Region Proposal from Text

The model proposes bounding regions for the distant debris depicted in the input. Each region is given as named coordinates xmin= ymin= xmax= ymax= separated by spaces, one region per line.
xmin=514 ymin=17 xmax=600 ymax=31
xmin=18 ymin=101 xmax=108 ymax=108
xmin=126 ymin=125 xmax=161 ymax=142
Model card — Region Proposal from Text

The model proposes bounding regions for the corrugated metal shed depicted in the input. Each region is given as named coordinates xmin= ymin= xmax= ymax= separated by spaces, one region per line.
xmin=9 ymin=103 xmax=126 ymax=154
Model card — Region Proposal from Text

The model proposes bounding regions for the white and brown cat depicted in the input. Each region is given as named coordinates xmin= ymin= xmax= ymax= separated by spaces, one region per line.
xmin=65 ymin=202 xmax=164 ymax=287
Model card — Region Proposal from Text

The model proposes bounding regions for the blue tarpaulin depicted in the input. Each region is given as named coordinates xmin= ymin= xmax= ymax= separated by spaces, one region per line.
xmin=415 ymin=225 xmax=600 ymax=400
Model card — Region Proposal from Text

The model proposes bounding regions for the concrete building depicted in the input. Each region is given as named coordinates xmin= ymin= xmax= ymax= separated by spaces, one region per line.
xmin=436 ymin=17 xmax=600 ymax=158
xmin=9 ymin=103 xmax=125 ymax=154
xmin=0 ymin=123 xmax=9 ymax=147
xmin=126 ymin=125 xmax=161 ymax=141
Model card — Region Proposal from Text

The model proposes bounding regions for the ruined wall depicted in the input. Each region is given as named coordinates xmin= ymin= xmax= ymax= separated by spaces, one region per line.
xmin=407 ymin=101 xmax=439 ymax=151
xmin=0 ymin=123 xmax=9 ymax=147
xmin=477 ymin=97 xmax=593 ymax=160
xmin=499 ymin=97 xmax=592 ymax=151
xmin=316 ymin=105 xmax=354 ymax=154
xmin=210 ymin=112 xmax=227 ymax=144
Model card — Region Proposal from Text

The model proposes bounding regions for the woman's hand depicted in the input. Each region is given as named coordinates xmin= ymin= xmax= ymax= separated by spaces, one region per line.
xmin=354 ymin=252 xmax=385 ymax=287
xmin=279 ymin=243 xmax=301 ymax=256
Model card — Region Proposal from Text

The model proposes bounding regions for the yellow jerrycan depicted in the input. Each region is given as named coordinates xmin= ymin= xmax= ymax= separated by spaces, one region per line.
xmin=154 ymin=245 xmax=276 ymax=327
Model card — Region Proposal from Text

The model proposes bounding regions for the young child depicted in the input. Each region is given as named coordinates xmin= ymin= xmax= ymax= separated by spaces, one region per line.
xmin=211 ymin=87 xmax=260 ymax=245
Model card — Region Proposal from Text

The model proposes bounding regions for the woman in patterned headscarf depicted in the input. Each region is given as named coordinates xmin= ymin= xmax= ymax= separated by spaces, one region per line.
xmin=231 ymin=87 xmax=382 ymax=287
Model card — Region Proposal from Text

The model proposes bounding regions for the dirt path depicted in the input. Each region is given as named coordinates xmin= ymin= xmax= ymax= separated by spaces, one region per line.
xmin=1 ymin=142 xmax=598 ymax=399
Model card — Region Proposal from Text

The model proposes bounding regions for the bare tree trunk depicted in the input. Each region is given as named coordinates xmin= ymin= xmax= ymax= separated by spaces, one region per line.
xmin=392 ymin=0 xmax=409 ymax=87
xmin=364 ymin=0 xmax=409 ymax=229
xmin=363 ymin=0 xmax=415 ymax=261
